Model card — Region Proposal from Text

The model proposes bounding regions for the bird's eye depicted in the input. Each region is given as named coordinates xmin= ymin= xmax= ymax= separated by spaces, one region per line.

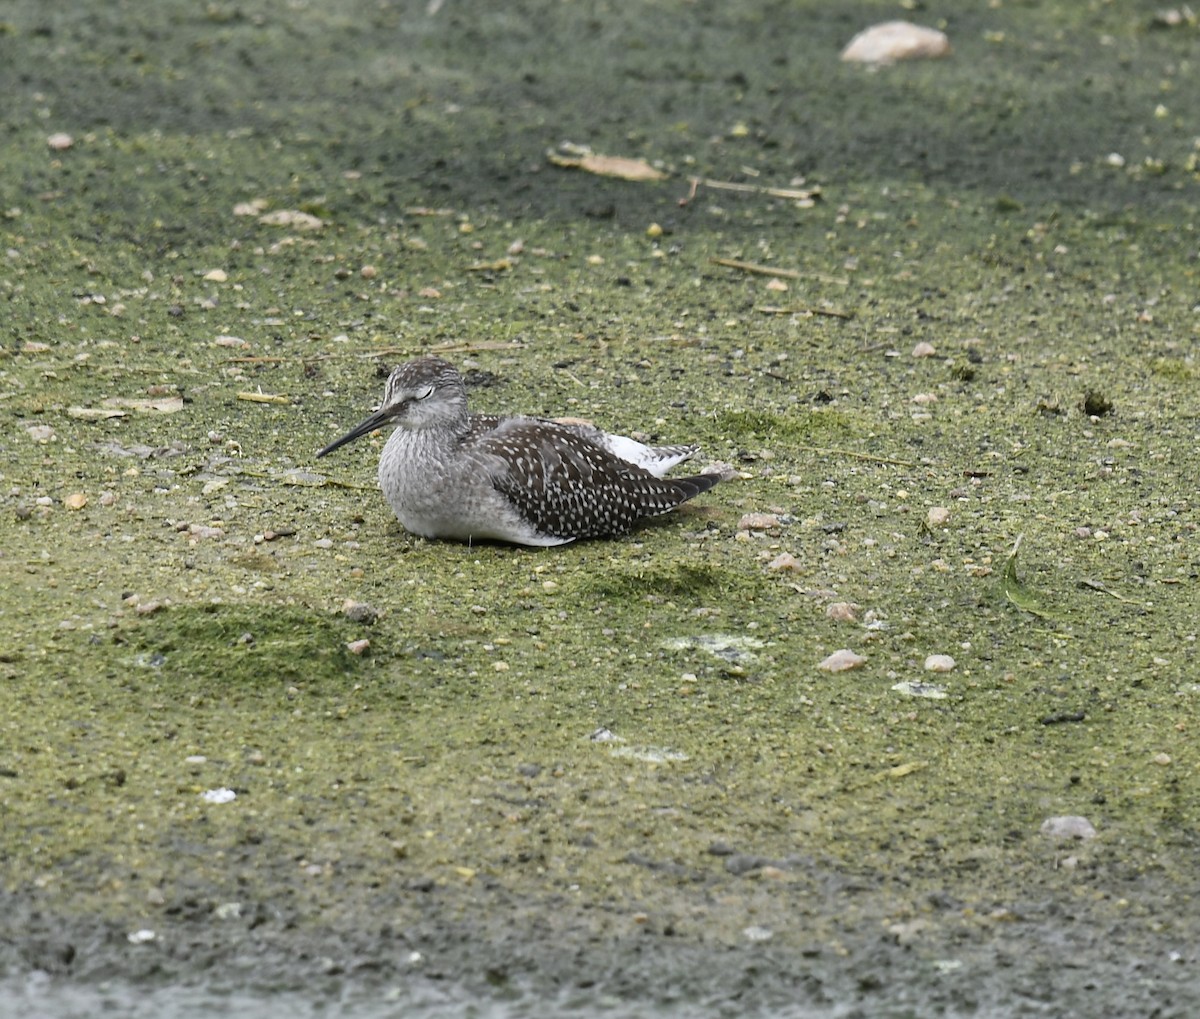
xmin=416 ymin=385 xmax=434 ymax=400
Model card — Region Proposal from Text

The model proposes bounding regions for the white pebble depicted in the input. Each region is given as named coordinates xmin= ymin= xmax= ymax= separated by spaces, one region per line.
xmin=767 ymin=552 xmax=800 ymax=571
xmin=818 ymin=649 xmax=867 ymax=672
xmin=201 ymin=787 xmax=237 ymax=804
xmin=1040 ymin=815 xmax=1096 ymax=840
xmin=738 ymin=512 xmax=781 ymax=531
xmin=911 ymin=341 xmax=936 ymax=357
xmin=25 ymin=424 xmax=56 ymax=443
xmin=825 ymin=601 xmax=859 ymax=623
xmin=841 ymin=21 xmax=951 ymax=65
xmin=258 ymin=209 xmax=324 ymax=230
xmin=927 ymin=506 xmax=950 ymax=527
xmin=924 ymin=653 xmax=956 ymax=672
xmin=891 ymin=680 xmax=947 ymax=699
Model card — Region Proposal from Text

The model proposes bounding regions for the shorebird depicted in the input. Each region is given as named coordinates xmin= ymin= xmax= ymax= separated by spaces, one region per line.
xmin=316 ymin=356 xmax=719 ymax=546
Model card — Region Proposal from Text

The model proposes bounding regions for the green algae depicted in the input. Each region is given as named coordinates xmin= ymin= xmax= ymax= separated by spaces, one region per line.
xmin=3 ymin=0 xmax=1200 ymax=1012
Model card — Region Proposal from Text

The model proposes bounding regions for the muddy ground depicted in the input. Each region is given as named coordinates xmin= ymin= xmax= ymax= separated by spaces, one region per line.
xmin=2 ymin=1 xmax=1199 ymax=1016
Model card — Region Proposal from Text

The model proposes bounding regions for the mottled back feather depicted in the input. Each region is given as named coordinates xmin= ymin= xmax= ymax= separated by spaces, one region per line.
xmin=473 ymin=420 xmax=715 ymax=541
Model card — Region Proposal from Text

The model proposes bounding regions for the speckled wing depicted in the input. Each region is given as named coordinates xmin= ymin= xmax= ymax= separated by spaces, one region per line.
xmin=472 ymin=419 xmax=717 ymax=541
xmin=468 ymin=413 xmax=697 ymax=476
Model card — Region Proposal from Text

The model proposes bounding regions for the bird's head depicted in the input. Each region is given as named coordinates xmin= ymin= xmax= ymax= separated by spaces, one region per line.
xmin=316 ymin=356 xmax=468 ymax=457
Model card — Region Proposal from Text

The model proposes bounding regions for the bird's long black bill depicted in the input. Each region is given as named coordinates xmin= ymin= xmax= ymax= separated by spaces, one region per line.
xmin=316 ymin=410 xmax=390 ymax=458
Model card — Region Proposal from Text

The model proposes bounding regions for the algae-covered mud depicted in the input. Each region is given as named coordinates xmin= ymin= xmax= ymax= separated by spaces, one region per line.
xmin=2 ymin=1 xmax=1199 ymax=1015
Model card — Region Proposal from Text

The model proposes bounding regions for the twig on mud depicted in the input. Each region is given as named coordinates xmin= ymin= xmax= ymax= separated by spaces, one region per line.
xmin=236 ymin=390 xmax=291 ymax=405
xmin=756 ymin=304 xmax=854 ymax=320
xmin=796 ymin=445 xmax=915 ymax=468
xmin=712 ymin=257 xmax=849 ymax=286
xmin=688 ymin=178 xmax=819 ymax=203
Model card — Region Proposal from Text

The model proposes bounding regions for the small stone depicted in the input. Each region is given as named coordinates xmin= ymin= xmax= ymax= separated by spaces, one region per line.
xmin=924 ymin=653 xmax=956 ymax=673
xmin=493 ymin=661 xmax=510 ymax=672
xmin=767 ymin=552 xmax=800 ymax=571
xmin=818 ymin=649 xmax=867 ymax=672
xmin=1152 ymin=752 xmax=1172 ymax=766
xmin=345 ymin=639 xmax=370 ymax=655
xmin=927 ymin=506 xmax=950 ymax=527
xmin=201 ymin=788 xmax=237 ymax=805
xmin=703 ymin=461 xmax=742 ymax=482
xmin=64 ymin=492 xmax=88 ymax=511
xmin=126 ymin=929 xmax=156 ymax=945
xmin=203 ymin=269 xmax=228 ymax=282
xmin=258 ymin=209 xmax=324 ymax=230
xmin=342 ymin=600 xmax=382 ymax=624
xmin=26 ymin=424 xmax=56 ymax=444
xmin=360 ymin=264 xmax=378 ymax=279
xmin=646 ymin=222 xmax=663 ymax=238
xmin=742 ymin=925 xmax=774 ymax=942
xmin=841 ymin=21 xmax=952 ymax=65
xmin=892 ymin=680 xmax=947 ymax=699
xmin=738 ymin=512 xmax=781 ymax=531
xmin=888 ymin=919 xmax=929 ymax=945
xmin=725 ymin=854 xmax=774 ymax=876
xmin=1040 ymin=815 xmax=1097 ymax=840
xmin=825 ymin=601 xmax=860 ymax=623
xmin=911 ymin=341 xmax=936 ymax=357
xmin=47 ymin=132 xmax=74 ymax=151
xmin=233 ymin=198 xmax=270 ymax=216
